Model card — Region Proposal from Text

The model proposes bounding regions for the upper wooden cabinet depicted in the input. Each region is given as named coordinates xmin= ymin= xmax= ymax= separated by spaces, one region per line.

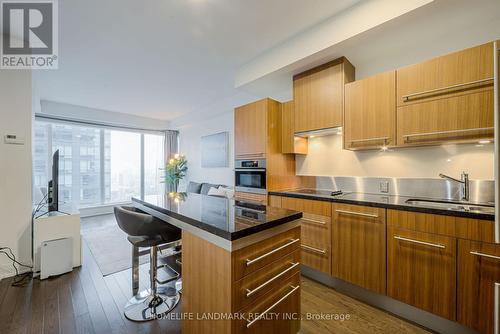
xmin=458 ymin=239 xmax=500 ymax=334
xmin=234 ymin=99 xmax=269 ymax=159
xmin=396 ymin=42 xmax=495 ymax=146
xmin=293 ymin=57 xmax=355 ymax=133
xmin=344 ymin=71 xmax=396 ymax=150
xmin=281 ymin=101 xmax=307 ymax=154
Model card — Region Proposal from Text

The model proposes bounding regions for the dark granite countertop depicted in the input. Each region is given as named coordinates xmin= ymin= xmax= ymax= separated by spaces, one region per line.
xmin=132 ymin=193 xmax=302 ymax=241
xmin=268 ymin=189 xmax=495 ymax=221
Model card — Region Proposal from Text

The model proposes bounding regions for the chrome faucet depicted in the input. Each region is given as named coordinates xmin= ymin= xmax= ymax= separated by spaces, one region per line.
xmin=439 ymin=171 xmax=469 ymax=202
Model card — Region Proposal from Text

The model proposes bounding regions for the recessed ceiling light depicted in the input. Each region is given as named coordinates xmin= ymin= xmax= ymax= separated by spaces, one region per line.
xmin=381 ymin=146 xmax=388 ymax=151
xmin=478 ymin=140 xmax=491 ymax=144
xmin=309 ymin=135 xmax=315 ymax=138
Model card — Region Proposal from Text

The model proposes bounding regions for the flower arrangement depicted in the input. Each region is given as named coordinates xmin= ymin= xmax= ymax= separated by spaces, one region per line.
xmin=164 ymin=154 xmax=187 ymax=191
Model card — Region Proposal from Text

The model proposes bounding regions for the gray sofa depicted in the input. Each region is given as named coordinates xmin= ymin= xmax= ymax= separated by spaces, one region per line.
xmin=186 ymin=181 xmax=229 ymax=196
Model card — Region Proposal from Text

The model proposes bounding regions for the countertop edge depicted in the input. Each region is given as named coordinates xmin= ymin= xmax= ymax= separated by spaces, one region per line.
xmin=268 ymin=191 xmax=495 ymax=221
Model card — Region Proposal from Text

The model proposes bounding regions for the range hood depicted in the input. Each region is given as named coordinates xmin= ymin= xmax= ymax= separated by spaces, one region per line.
xmin=294 ymin=127 xmax=343 ymax=138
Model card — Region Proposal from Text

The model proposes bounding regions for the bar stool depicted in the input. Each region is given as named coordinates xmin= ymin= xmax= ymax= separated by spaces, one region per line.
xmin=114 ymin=206 xmax=181 ymax=322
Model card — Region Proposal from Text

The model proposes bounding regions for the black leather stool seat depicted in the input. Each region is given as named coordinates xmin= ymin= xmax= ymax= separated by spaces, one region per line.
xmin=127 ymin=235 xmax=164 ymax=248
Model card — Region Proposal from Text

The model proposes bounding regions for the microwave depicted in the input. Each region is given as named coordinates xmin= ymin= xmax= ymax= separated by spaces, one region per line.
xmin=234 ymin=159 xmax=266 ymax=194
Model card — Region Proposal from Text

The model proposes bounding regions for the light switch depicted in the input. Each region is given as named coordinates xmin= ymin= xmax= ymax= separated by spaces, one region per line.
xmin=4 ymin=134 xmax=25 ymax=145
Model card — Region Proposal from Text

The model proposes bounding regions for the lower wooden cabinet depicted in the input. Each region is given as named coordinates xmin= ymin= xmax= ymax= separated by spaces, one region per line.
xmin=387 ymin=227 xmax=457 ymax=320
xmin=458 ymin=239 xmax=500 ymax=334
xmin=332 ymin=203 xmax=386 ymax=294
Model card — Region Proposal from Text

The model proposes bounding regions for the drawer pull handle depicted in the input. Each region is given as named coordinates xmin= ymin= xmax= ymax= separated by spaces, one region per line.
xmin=302 ymin=217 xmax=327 ymax=225
xmin=301 ymin=244 xmax=327 ymax=255
xmin=394 ymin=235 xmax=445 ymax=249
xmin=495 ymin=282 xmax=499 ymax=334
xmin=402 ymin=127 xmax=494 ymax=142
xmin=470 ymin=251 xmax=500 ymax=261
xmin=245 ymin=262 xmax=300 ymax=297
xmin=246 ymin=285 xmax=300 ymax=328
xmin=336 ymin=209 xmax=379 ymax=219
xmin=402 ymin=77 xmax=494 ymax=102
xmin=246 ymin=239 xmax=300 ymax=266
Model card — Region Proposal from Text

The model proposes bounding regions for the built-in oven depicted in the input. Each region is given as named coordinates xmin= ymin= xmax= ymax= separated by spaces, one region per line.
xmin=234 ymin=159 xmax=266 ymax=194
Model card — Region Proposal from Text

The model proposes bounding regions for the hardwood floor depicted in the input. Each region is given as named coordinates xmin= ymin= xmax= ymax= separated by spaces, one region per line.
xmin=0 ymin=237 xmax=431 ymax=334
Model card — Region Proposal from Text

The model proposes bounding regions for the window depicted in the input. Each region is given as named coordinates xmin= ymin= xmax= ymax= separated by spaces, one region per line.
xmin=32 ymin=118 xmax=165 ymax=209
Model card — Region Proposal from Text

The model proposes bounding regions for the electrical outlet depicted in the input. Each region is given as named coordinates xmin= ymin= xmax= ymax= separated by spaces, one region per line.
xmin=380 ymin=181 xmax=389 ymax=193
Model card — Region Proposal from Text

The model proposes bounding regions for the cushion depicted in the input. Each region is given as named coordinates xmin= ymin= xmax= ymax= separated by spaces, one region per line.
xmin=222 ymin=188 xmax=234 ymax=199
xmin=207 ymin=187 xmax=227 ymax=197
xmin=200 ymin=183 xmax=220 ymax=195
xmin=186 ymin=181 xmax=202 ymax=194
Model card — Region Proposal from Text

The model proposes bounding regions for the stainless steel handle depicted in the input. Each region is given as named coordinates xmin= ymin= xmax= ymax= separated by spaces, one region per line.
xmin=495 ymin=282 xmax=499 ymax=334
xmin=246 ymin=262 xmax=300 ymax=297
xmin=246 ymin=239 xmax=300 ymax=266
xmin=350 ymin=137 xmax=389 ymax=144
xmin=336 ymin=209 xmax=379 ymax=219
xmin=301 ymin=244 xmax=327 ymax=255
xmin=394 ymin=235 xmax=445 ymax=249
xmin=301 ymin=217 xmax=327 ymax=225
xmin=402 ymin=77 xmax=494 ymax=101
xmin=235 ymin=168 xmax=266 ymax=172
xmin=494 ymin=41 xmax=499 ymax=244
xmin=246 ymin=285 xmax=300 ymax=328
xmin=470 ymin=251 xmax=500 ymax=261
xmin=403 ymin=127 xmax=494 ymax=141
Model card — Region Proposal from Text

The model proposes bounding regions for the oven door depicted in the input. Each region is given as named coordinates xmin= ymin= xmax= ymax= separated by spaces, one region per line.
xmin=235 ymin=169 xmax=266 ymax=194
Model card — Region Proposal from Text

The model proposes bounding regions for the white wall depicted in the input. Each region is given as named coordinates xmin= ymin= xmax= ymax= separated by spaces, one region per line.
xmin=296 ymin=135 xmax=494 ymax=180
xmin=177 ymin=111 xmax=235 ymax=187
xmin=40 ymin=100 xmax=171 ymax=130
xmin=0 ymin=70 xmax=33 ymax=279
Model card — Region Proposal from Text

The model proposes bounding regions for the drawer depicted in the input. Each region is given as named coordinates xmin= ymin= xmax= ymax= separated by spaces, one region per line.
xmin=300 ymin=213 xmax=331 ymax=248
xmin=235 ymin=191 xmax=268 ymax=205
xmin=233 ymin=249 xmax=300 ymax=311
xmin=281 ymin=197 xmax=331 ymax=217
xmin=232 ymin=227 xmax=300 ymax=280
xmin=301 ymin=243 xmax=330 ymax=275
xmin=235 ymin=273 xmax=301 ymax=334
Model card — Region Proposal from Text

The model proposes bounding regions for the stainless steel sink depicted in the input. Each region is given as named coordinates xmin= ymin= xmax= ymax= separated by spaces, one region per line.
xmin=405 ymin=198 xmax=495 ymax=214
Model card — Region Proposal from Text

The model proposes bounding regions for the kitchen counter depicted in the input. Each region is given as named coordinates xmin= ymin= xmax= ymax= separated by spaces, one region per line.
xmin=269 ymin=189 xmax=495 ymax=221
xmin=132 ymin=192 xmax=302 ymax=243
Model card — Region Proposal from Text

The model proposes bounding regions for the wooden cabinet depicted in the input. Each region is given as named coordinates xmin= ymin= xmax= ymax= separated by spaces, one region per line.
xmin=387 ymin=226 xmax=457 ymax=320
xmin=344 ymin=71 xmax=396 ymax=150
xmin=234 ymin=99 xmax=268 ymax=159
xmin=281 ymin=101 xmax=307 ymax=154
xmin=281 ymin=197 xmax=332 ymax=275
xmin=293 ymin=57 xmax=355 ymax=133
xmin=458 ymin=239 xmax=500 ymax=334
xmin=332 ymin=204 xmax=386 ymax=294
xmin=396 ymin=42 xmax=495 ymax=146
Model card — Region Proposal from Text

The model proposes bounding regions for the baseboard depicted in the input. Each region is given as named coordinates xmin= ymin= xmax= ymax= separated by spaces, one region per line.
xmin=0 ymin=267 xmax=32 ymax=281
xmin=79 ymin=201 xmax=132 ymax=217
xmin=300 ymin=266 xmax=478 ymax=334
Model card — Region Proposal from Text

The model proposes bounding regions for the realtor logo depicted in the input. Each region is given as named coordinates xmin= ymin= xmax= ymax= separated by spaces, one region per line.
xmin=1 ymin=0 xmax=58 ymax=69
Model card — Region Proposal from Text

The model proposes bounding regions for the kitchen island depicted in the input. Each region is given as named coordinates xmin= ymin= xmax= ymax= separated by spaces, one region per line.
xmin=132 ymin=192 xmax=303 ymax=334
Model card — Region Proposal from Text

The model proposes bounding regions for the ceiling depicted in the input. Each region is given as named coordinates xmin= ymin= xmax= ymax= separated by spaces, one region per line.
xmin=33 ymin=0 xmax=363 ymax=121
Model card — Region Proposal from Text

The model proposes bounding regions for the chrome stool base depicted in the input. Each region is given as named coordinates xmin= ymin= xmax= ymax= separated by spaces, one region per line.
xmin=124 ymin=287 xmax=180 ymax=322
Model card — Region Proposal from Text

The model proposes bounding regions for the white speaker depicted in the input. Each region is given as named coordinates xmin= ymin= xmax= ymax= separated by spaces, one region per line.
xmin=40 ymin=238 xmax=73 ymax=280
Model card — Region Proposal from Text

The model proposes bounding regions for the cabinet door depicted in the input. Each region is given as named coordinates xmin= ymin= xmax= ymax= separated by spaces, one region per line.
xmin=281 ymin=101 xmax=307 ymax=154
xmin=294 ymin=60 xmax=354 ymax=133
xmin=281 ymin=197 xmax=331 ymax=275
xmin=387 ymin=227 xmax=457 ymax=320
xmin=332 ymin=204 xmax=386 ymax=294
xmin=458 ymin=239 xmax=500 ymax=334
xmin=344 ymin=71 xmax=396 ymax=150
xmin=234 ymin=100 xmax=267 ymax=159
xmin=396 ymin=42 xmax=494 ymax=146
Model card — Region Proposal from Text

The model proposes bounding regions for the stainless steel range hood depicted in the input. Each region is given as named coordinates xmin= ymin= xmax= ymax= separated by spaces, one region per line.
xmin=294 ymin=127 xmax=343 ymax=138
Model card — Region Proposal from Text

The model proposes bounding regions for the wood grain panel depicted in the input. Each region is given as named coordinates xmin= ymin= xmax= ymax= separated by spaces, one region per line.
xmin=293 ymin=58 xmax=354 ymax=132
xmin=235 ymin=273 xmax=301 ymax=334
xmin=232 ymin=227 xmax=301 ymax=281
xmin=387 ymin=227 xmax=456 ymax=320
xmin=233 ymin=249 xmax=300 ymax=312
xmin=458 ymin=239 xmax=500 ymax=334
xmin=182 ymin=231 xmax=233 ymax=334
xmin=281 ymin=197 xmax=331 ymax=217
xmin=281 ymin=101 xmax=307 ymax=154
xmin=344 ymin=70 xmax=396 ymax=150
xmin=234 ymin=99 xmax=267 ymax=158
xmin=268 ymin=195 xmax=282 ymax=208
xmin=234 ymin=192 xmax=267 ymax=205
xmin=332 ymin=204 xmax=386 ymax=294
xmin=397 ymin=42 xmax=494 ymax=106
xmin=387 ymin=209 xmax=495 ymax=243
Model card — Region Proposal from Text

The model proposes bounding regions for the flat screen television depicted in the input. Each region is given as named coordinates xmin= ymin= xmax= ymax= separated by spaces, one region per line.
xmin=48 ymin=149 xmax=59 ymax=212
